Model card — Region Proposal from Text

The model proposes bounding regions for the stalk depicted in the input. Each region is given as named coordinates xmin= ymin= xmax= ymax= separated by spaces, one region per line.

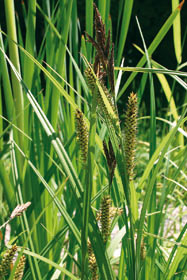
xmin=81 ymin=91 xmax=97 ymax=279
xmin=4 ymin=0 xmax=24 ymax=148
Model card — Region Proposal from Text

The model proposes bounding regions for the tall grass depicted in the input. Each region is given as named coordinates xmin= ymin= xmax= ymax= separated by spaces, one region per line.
xmin=0 ymin=0 xmax=186 ymax=279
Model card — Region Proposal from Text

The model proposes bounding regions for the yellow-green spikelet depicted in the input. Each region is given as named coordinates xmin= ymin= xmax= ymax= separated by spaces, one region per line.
xmin=0 ymin=244 xmax=17 ymax=277
xmin=13 ymin=255 xmax=26 ymax=280
xmin=101 ymin=83 xmax=117 ymax=115
xmin=140 ymin=237 xmax=146 ymax=260
xmin=123 ymin=92 xmax=138 ymax=180
xmin=101 ymin=195 xmax=111 ymax=243
xmin=75 ymin=109 xmax=88 ymax=163
xmin=84 ymin=66 xmax=120 ymax=136
xmin=98 ymin=84 xmax=120 ymax=135
xmin=84 ymin=67 xmax=97 ymax=93
xmin=88 ymin=240 xmax=98 ymax=280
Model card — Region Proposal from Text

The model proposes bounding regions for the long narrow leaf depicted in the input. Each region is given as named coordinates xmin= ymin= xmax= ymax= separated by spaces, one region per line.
xmin=116 ymin=0 xmax=134 ymax=66
xmin=172 ymin=0 xmax=182 ymax=64
xmin=118 ymin=1 xmax=185 ymax=99
xmin=135 ymin=112 xmax=187 ymax=276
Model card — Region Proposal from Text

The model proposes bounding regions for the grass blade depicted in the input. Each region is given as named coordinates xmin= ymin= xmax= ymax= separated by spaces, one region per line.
xmin=135 ymin=112 xmax=187 ymax=277
xmin=81 ymin=89 xmax=97 ymax=279
xmin=116 ymin=0 xmax=134 ymax=66
xmin=118 ymin=1 xmax=185 ymax=99
xmin=115 ymin=66 xmax=187 ymax=77
xmin=163 ymin=223 xmax=187 ymax=279
xmin=86 ymin=0 xmax=93 ymax=60
xmin=172 ymin=0 xmax=182 ymax=64
xmin=4 ymin=0 xmax=24 ymax=143
xmin=18 ymin=248 xmax=80 ymax=280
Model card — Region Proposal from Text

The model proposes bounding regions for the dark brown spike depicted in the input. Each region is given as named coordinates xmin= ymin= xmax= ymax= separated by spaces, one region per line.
xmin=93 ymin=54 xmax=100 ymax=76
xmin=85 ymin=31 xmax=107 ymax=73
xmin=85 ymin=32 xmax=100 ymax=51
xmin=103 ymin=139 xmax=116 ymax=184
xmin=103 ymin=140 xmax=110 ymax=167
xmin=108 ymin=139 xmax=115 ymax=161
xmin=108 ymin=43 xmax=115 ymax=95
xmin=104 ymin=30 xmax=111 ymax=58
xmin=94 ymin=3 xmax=106 ymax=51
xmin=108 ymin=139 xmax=116 ymax=183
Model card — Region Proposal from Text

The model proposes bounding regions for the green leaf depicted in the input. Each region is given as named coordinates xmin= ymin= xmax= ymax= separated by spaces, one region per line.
xmin=116 ymin=0 xmax=134 ymax=66
xmin=163 ymin=224 xmax=187 ymax=279
xmin=118 ymin=2 xmax=185 ymax=99
xmin=19 ymin=248 xmax=80 ymax=280
xmin=135 ymin=113 xmax=187 ymax=277
xmin=172 ymin=0 xmax=182 ymax=64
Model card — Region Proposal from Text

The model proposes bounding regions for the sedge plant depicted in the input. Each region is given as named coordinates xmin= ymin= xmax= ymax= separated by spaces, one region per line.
xmin=0 ymin=1 xmax=186 ymax=279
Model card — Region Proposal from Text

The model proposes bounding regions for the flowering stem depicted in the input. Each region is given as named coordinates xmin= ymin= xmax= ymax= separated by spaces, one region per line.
xmin=81 ymin=91 xmax=97 ymax=279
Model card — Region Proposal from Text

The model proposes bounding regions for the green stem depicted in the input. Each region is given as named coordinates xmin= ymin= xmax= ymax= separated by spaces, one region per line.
xmin=81 ymin=92 xmax=97 ymax=279
xmin=4 ymin=0 xmax=24 ymax=147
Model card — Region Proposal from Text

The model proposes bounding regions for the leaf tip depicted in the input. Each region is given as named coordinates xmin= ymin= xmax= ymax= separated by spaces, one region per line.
xmin=178 ymin=0 xmax=185 ymax=10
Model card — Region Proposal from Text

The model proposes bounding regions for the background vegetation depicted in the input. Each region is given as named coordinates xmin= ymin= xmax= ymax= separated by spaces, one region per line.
xmin=0 ymin=0 xmax=186 ymax=279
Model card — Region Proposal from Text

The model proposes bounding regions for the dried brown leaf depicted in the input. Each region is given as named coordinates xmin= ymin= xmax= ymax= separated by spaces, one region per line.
xmin=10 ymin=202 xmax=31 ymax=220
